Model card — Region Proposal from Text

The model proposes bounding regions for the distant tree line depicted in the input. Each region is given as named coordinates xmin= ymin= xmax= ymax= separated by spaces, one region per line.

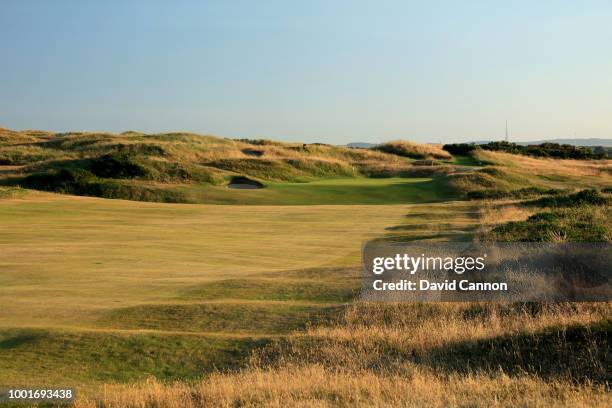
xmin=443 ymin=141 xmax=610 ymax=159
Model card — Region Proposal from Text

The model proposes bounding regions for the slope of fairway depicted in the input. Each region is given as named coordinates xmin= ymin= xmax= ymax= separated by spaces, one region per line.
xmin=175 ymin=177 xmax=457 ymax=205
xmin=0 ymin=191 xmax=417 ymax=384
xmin=0 ymin=193 xmax=410 ymax=328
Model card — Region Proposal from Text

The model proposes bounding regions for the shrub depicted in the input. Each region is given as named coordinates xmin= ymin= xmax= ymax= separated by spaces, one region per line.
xmin=442 ymin=143 xmax=477 ymax=155
xmin=478 ymin=141 xmax=605 ymax=160
xmin=531 ymin=189 xmax=609 ymax=207
xmin=90 ymin=153 xmax=156 ymax=179
xmin=22 ymin=168 xmax=97 ymax=193
xmin=489 ymin=206 xmax=610 ymax=242
xmin=209 ymin=158 xmax=354 ymax=181
xmin=21 ymin=169 xmax=187 ymax=203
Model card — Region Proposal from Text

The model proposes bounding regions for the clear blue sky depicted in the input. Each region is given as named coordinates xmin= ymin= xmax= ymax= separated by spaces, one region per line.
xmin=1 ymin=1 xmax=611 ymax=144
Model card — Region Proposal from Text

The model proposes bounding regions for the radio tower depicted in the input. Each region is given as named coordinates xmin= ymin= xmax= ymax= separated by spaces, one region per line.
xmin=505 ymin=120 xmax=509 ymax=142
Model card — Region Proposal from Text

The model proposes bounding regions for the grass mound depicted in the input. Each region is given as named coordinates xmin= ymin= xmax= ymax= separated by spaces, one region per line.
xmin=0 ymin=328 xmax=264 ymax=383
xmin=21 ymin=168 xmax=187 ymax=202
xmin=373 ymin=140 xmax=452 ymax=160
xmin=2 ymin=127 xmax=608 ymax=205
xmin=427 ymin=319 xmax=610 ymax=384
xmin=90 ymin=153 xmax=156 ymax=179
xmin=0 ymin=146 xmax=63 ymax=165
xmin=467 ymin=186 xmax=564 ymax=200
xmin=208 ymin=157 xmax=355 ymax=181
xmin=489 ymin=206 xmax=610 ymax=242
xmin=446 ymin=169 xmax=513 ymax=193
xmin=101 ymin=303 xmax=339 ymax=334
xmin=183 ymin=278 xmax=357 ymax=303
xmin=486 ymin=190 xmax=611 ymax=242
xmin=1 ymin=128 xmax=437 ymax=202
xmin=250 ymin=302 xmax=610 ymax=383
xmin=446 ymin=165 xmax=551 ymax=198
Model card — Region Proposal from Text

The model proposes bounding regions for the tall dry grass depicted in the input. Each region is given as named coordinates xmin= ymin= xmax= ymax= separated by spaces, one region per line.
xmin=73 ymin=302 xmax=611 ymax=407
xmin=475 ymin=150 xmax=612 ymax=179
xmin=74 ymin=366 xmax=610 ymax=408
xmin=475 ymin=202 xmax=534 ymax=238
xmin=374 ymin=140 xmax=452 ymax=160
xmin=0 ymin=128 xmax=416 ymax=182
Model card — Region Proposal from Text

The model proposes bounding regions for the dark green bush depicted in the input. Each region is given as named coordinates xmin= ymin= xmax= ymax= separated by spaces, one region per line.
xmin=531 ymin=189 xmax=609 ymax=207
xmin=526 ymin=212 xmax=561 ymax=222
xmin=477 ymin=141 xmax=605 ymax=160
xmin=21 ymin=168 xmax=186 ymax=203
xmin=489 ymin=207 xmax=609 ymax=242
xmin=113 ymin=143 xmax=167 ymax=156
xmin=90 ymin=153 xmax=155 ymax=179
xmin=23 ymin=169 xmax=97 ymax=193
xmin=442 ymin=143 xmax=477 ymax=155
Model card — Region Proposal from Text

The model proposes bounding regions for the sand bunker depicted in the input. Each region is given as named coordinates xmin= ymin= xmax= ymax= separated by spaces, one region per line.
xmin=241 ymin=148 xmax=264 ymax=157
xmin=228 ymin=176 xmax=264 ymax=189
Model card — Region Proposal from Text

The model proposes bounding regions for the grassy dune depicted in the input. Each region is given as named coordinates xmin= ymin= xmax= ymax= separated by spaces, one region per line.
xmin=473 ymin=149 xmax=612 ymax=190
xmin=2 ymin=128 xmax=611 ymax=205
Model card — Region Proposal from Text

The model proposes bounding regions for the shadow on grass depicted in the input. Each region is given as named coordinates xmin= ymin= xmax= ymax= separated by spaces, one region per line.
xmin=100 ymin=303 xmax=344 ymax=335
xmin=0 ymin=328 xmax=271 ymax=383
xmin=0 ymin=332 xmax=41 ymax=349
xmin=421 ymin=319 xmax=611 ymax=385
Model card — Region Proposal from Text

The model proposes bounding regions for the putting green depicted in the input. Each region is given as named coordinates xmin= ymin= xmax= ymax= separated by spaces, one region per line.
xmin=175 ymin=177 xmax=457 ymax=205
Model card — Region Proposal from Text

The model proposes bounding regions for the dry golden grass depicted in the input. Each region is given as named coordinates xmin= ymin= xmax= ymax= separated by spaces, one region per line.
xmin=75 ymin=301 xmax=611 ymax=407
xmin=476 ymin=202 xmax=535 ymax=237
xmin=375 ymin=140 xmax=453 ymax=160
xmin=69 ymin=199 xmax=611 ymax=407
xmin=0 ymin=128 xmax=416 ymax=184
xmin=475 ymin=150 xmax=612 ymax=183
xmin=275 ymin=302 xmax=610 ymax=360
xmin=74 ymin=366 xmax=611 ymax=408
xmin=479 ymin=202 xmax=534 ymax=224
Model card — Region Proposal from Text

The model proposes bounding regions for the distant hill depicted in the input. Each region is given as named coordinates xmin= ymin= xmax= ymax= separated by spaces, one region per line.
xmin=518 ymin=138 xmax=612 ymax=147
xmin=471 ymin=138 xmax=612 ymax=147
xmin=347 ymin=142 xmax=377 ymax=148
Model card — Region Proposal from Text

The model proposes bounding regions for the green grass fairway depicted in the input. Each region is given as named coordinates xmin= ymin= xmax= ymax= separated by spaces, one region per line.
xmin=0 ymin=184 xmax=476 ymax=386
xmin=175 ymin=177 xmax=457 ymax=205
xmin=0 ymin=328 xmax=268 ymax=384
xmin=0 ymin=193 xmax=411 ymax=328
xmin=0 ymin=192 xmax=417 ymax=384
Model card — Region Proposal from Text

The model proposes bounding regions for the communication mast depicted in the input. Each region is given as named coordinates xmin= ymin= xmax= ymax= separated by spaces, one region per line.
xmin=505 ymin=120 xmax=509 ymax=142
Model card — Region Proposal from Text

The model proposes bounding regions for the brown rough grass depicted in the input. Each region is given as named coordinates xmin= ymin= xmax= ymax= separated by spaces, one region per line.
xmin=74 ymin=366 xmax=610 ymax=408
xmin=374 ymin=140 xmax=453 ymax=160
xmin=73 ymin=301 xmax=611 ymax=407
xmin=475 ymin=150 xmax=612 ymax=180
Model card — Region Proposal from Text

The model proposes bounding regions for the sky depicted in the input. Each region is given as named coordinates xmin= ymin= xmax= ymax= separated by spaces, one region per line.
xmin=1 ymin=0 xmax=611 ymax=144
